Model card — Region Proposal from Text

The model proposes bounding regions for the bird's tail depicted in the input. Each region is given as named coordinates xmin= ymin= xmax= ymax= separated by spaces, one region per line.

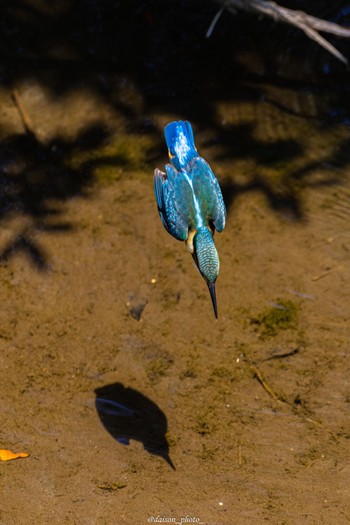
xmin=193 ymin=227 xmax=220 ymax=319
xmin=164 ymin=120 xmax=197 ymax=170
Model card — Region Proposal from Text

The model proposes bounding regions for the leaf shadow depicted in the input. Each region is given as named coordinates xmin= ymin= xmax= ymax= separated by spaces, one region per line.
xmin=0 ymin=123 xmax=136 ymax=269
xmin=0 ymin=0 xmax=349 ymax=249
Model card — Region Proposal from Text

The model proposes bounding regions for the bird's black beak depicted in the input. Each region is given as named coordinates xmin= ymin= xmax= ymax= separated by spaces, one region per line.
xmin=208 ymin=282 xmax=218 ymax=319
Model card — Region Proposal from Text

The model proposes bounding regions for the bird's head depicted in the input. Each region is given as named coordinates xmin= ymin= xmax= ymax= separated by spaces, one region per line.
xmin=193 ymin=227 xmax=220 ymax=318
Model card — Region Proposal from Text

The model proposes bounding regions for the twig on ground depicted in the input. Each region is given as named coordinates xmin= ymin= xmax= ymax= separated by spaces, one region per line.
xmin=242 ymin=353 xmax=338 ymax=439
xmin=249 ymin=362 xmax=284 ymax=401
xmin=312 ymin=265 xmax=343 ymax=281
xmin=11 ymin=88 xmax=36 ymax=137
xmin=261 ymin=347 xmax=300 ymax=361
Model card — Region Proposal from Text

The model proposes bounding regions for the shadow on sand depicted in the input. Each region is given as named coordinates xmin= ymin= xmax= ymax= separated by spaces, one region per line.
xmin=95 ymin=382 xmax=175 ymax=469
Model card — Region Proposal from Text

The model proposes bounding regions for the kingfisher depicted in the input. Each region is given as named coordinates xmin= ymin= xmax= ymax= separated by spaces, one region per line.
xmin=154 ymin=120 xmax=226 ymax=318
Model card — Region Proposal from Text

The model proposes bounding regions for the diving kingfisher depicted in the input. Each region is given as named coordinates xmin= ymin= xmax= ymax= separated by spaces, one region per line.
xmin=154 ymin=120 xmax=226 ymax=318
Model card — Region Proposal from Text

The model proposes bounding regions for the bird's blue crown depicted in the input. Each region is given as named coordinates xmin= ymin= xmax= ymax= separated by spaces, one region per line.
xmin=164 ymin=121 xmax=197 ymax=170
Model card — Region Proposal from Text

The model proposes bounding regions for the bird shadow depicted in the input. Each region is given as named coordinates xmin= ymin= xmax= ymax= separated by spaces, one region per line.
xmin=95 ymin=382 xmax=175 ymax=469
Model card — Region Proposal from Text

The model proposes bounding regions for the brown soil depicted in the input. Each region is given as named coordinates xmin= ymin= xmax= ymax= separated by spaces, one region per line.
xmin=1 ymin=9 xmax=350 ymax=524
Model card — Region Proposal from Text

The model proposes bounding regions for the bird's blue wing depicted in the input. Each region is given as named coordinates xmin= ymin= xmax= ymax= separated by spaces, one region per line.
xmin=190 ymin=157 xmax=226 ymax=232
xmin=154 ymin=166 xmax=194 ymax=241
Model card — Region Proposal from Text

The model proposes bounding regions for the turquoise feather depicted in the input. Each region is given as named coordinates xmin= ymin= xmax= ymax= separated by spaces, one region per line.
xmin=154 ymin=120 xmax=226 ymax=318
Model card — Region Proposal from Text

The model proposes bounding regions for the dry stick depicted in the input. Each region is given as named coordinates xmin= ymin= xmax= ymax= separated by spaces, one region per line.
xmin=11 ymin=88 xmax=36 ymax=137
xmin=243 ymin=356 xmax=338 ymax=439
xmin=261 ymin=347 xmax=300 ymax=361
xmin=249 ymin=363 xmax=283 ymax=401
xmin=238 ymin=443 xmax=242 ymax=466
xmin=312 ymin=264 xmax=343 ymax=281
xmin=213 ymin=0 xmax=350 ymax=64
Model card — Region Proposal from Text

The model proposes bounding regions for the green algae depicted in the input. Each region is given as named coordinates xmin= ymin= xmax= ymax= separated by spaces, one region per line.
xmin=253 ymin=299 xmax=299 ymax=336
xmin=67 ymin=134 xmax=155 ymax=184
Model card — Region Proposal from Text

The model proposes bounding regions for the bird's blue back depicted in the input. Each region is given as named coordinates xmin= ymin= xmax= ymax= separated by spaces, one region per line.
xmin=154 ymin=121 xmax=226 ymax=241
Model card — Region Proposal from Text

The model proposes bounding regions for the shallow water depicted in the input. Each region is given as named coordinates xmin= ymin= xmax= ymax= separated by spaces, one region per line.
xmin=0 ymin=2 xmax=350 ymax=524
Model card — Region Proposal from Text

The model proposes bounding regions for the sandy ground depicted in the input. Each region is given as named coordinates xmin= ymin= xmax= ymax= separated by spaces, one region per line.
xmin=1 ymin=3 xmax=350 ymax=524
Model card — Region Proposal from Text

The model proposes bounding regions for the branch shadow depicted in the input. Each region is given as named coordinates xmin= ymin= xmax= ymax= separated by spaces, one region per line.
xmin=0 ymin=230 xmax=50 ymax=270
xmin=214 ymin=120 xmax=350 ymax=220
xmin=0 ymin=0 xmax=348 ymax=250
xmin=95 ymin=382 xmax=175 ymax=469
xmin=0 ymin=123 xmax=137 ymax=269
